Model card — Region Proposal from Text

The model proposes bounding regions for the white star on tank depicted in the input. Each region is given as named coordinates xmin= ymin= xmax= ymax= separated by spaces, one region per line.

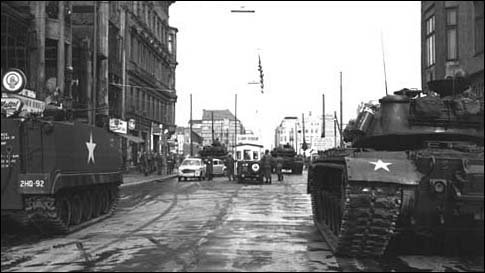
xmin=370 ymin=159 xmax=392 ymax=172
xmin=86 ymin=132 xmax=96 ymax=164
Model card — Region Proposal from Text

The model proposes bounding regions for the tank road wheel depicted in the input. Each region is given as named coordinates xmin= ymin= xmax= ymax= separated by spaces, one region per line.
xmin=81 ymin=193 xmax=93 ymax=222
xmin=70 ymin=194 xmax=83 ymax=226
xmin=57 ymin=196 xmax=72 ymax=228
xmin=92 ymin=191 xmax=102 ymax=218
xmin=100 ymin=188 xmax=111 ymax=215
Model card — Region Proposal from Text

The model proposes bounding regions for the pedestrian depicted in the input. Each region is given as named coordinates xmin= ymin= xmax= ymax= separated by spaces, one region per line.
xmin=161 ymin=154 xmax=167 ymax=175
xmin=140 ymin=149 xmax=149 ymax=176
xmin=206 ymin=156 xmax=213 ymax=181
xmin=225 ymin=153 xmax=235 ymax=181
xmin=276 ymin=156 xmax=284 ymax=181
xmin=167 ymin=154 xmax=173 ymax=175
xmin=261 ymin=149 xmax=272 ymax=184
xmin=155 ymin=152 xmax=162 ymax=175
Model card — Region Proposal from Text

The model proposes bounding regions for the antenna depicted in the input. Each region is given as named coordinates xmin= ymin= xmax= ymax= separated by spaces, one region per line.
xmin=381 ymin=31 xmax=389 ymax=96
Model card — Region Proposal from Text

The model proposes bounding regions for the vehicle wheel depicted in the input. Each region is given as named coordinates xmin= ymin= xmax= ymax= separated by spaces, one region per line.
xmin=57 ymin=196 xmax=72 ymax=228
xmin=178 ymin=177 xmax=182 ymax=181
xmin=184 ymin=177 xmax=187 ymax=181
xmin=92 ymin=191 xmax=102 ymax=218
xmin=81 ymin=193 xmax=93 ymax=222
xmin=101 ymin=189 xmax=111 ymax=214
xmin=70 ymin=194 xmax=83 ymax=225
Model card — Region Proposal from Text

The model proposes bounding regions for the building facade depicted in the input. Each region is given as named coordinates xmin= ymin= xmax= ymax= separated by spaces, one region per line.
xmin=123 ymin=1 xmax=177 ymax=169
xmin=274 ymin=113 xmax=336 ymax=155
xmin=421 ymin=1 xmax=484 ymax=96
xmin=201 ymin=109 xmax=245 ymax=152
xmin=175 ymin=126 xmax=203 ymax=156
xmin=1 ymin=1 xmax=178 ymax=173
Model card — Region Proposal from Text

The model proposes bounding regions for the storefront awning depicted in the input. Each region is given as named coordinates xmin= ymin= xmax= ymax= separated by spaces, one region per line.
xmin=117 ymin=133 xmax=145 ymax=144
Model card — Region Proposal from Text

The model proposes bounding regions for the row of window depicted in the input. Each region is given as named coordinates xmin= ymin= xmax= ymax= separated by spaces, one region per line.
xmin=131 ymin=1 xmax=171 ymax=52
xmin=127 ymin=86 xmax=174 ymax=124
xmin=130 ymin=34 xmax=173 ymax=87
xmin=425 ymin=2 xmax=484 ymax=68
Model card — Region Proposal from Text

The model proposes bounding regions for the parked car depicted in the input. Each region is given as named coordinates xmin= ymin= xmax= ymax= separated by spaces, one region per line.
xmin=236 ymin=160 xmax=264 ymax=184
xmin=178 ymin=157 xmax=206 ymax=181
xmin=212 ymin=158 xmax=227 ymax=176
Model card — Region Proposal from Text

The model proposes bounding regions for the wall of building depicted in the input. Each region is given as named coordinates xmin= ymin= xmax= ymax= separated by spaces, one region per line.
xmin=422 ymin=1 xmax=484 ymax=96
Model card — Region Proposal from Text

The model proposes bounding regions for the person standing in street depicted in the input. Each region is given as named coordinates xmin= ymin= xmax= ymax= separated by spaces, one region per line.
xmin=225 ymin=153 xmax=235 ymax=181
xmin=261 ymin=150 xmax=272 ymax=184
xmin=140 ymin=149 xmax=149 ymax=176
xmin=276 ymin=156 xmax=284 ymax=182
xmin=206 ymin=156 xmax=213 ymax=181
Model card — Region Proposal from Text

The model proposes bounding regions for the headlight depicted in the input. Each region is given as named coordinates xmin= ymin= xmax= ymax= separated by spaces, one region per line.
xmin=430 ymin=179 xmax=447 ymax=193
xmin=434 ymin=181 xmax=446 ymax=193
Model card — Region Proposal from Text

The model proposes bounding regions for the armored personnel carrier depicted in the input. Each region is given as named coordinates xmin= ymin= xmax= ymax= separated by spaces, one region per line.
xmin=271 ymin=144 xmax=304 ymax=174
xmin=1 ymin=69 xmax=122 ymax=234
xmin=308 ymin=79 xmax=484 ymax=257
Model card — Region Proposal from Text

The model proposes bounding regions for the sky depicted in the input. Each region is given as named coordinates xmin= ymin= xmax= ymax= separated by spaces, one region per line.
xmin=170 ymin=1 xmax=421 ymax=149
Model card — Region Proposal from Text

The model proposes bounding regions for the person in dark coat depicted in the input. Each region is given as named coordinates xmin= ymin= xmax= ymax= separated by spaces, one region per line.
xmin=261 ymin=150 xmax=272 ymax=184
xmin=276 ymin=156 xmax=284 ymax=181
xmin=140 ymin=149 xmax=149 ymax=176
xmin=225 ymin=154 xmax=235 ymax=181
xmin=206 ymin=156 xmax=213 ymax=181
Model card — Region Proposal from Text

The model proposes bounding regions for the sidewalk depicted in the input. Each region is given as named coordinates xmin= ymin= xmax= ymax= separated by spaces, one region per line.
xmin=122 ymin=171 xmax=177 ymax=188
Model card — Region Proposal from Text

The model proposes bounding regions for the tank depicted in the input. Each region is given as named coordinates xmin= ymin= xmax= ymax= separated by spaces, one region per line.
xmin=271 ymin=144 xmax=304 ymax=174
xmin=308 ymin=79 xmax=484 ymax=257
xmin=198 ymin=141 xmax=228 ymax=159
xmin=1 ymin=70 xmax=122 ymax=234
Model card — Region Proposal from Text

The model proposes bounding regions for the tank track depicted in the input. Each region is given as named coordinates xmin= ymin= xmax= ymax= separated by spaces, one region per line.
xmin=24 ymin=183 xmax=120 ymax=234
xmin=312 ymin=183 xmax=401 ymax=257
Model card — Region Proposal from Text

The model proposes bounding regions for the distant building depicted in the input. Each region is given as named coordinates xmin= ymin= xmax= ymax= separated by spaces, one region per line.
xmin=175 ymin=126 xmax=202 ymax=156
xmin=201 ymin=109 xmax=245 ymax=152
xmin=421 ymin=1 xmax=484 ymax=96
xmin=274 ymin=113 xmax=336 ymax=154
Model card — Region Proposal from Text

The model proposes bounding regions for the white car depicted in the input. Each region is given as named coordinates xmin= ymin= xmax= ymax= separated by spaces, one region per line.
xmin=178 ymin=158 xmax=206 ymax=181
xmin=212 ymin=158 xmax=227 ymax=176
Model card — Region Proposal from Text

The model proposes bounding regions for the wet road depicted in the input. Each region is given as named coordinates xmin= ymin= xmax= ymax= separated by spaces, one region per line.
xmin=1 ymin=172 xmax=484 ymax=272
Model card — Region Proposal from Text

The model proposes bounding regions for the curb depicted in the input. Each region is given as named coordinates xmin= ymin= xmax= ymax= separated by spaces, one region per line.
xmin=121 ymin=174 xmax=177 ymax=188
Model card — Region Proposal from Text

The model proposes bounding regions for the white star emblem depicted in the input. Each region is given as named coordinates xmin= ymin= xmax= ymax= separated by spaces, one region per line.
xmin=370 ymin=159 xmax=392 ymax=172
xmin=86 ymin=132 xmax=96 ymax=164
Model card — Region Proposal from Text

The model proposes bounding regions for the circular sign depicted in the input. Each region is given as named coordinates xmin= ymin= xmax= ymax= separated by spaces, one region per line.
xmin=2 ymin=69 xmax=27 ymax=93
xmin=251 ymin=163 xmax=260 ymax=172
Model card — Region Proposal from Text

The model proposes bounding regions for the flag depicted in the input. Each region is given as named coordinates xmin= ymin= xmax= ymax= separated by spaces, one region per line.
xmin=258 ymin=54 xmax=264 ymax=94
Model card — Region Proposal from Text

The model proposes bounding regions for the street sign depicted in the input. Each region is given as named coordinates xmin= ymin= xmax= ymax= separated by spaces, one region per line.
xmin=109 ymin=118 xmax=127 ymax=134
xmin=1 ymin=97 xmax=22 ymax=117
xmin=2 ymin=69 xmax=27 ymax=93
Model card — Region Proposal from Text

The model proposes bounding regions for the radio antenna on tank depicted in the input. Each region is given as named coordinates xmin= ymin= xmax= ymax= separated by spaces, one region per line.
xmin=381 ymin=31 xmax=389 ymax=96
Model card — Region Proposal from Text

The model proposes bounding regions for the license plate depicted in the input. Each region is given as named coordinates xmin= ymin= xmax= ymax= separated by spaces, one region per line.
xmin=18 ymin=173 xmax=50 ymax=194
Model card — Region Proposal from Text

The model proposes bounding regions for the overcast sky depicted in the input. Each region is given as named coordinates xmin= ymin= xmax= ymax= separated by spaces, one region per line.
xmin=170 ymin=1 xmax=421 ymax=149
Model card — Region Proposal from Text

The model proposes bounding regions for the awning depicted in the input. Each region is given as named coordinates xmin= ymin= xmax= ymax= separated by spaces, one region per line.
xmin=117 ymin=133 xmax=145 ymax=144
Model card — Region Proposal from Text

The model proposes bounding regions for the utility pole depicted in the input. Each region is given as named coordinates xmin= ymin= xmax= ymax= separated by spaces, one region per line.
xmin=334 ymin=111 xmax=338 ymax=148
xmin=339 ymin=72 xmax=343 ymax=148
xmin=234 ymin=94 xmax=237 ymax=157
xmin=211 ymin=111 xmax=215 ymax=144
xmin=190 ymin=94 xmax=193 ymax=156
xmin=302 ymin=113 xmax=307 ymax=155
xmin=321 ymin=93 xmax=325 ymax=138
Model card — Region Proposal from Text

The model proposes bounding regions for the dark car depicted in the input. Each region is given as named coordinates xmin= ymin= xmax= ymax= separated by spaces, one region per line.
xmin=236 ymin=160 xmax=264 ymax=184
